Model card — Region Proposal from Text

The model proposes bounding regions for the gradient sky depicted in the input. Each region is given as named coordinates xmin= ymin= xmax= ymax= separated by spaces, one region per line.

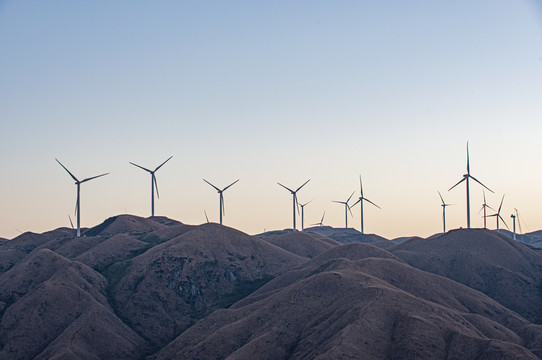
xmin=1 ymin=1 xmax=542 ymax=240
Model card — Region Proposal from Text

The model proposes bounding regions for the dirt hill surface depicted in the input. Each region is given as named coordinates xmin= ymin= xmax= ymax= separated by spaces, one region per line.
xmin=258 ymin=231 xmax=341 ymax=258
xmin=154 ymin=244 xmax=542 ymax=359
xmin=392 ymin=228 xmax=542 ymax=324
xmin=304 ymin=226 xmax=395 ymax=249
xmin=109 ymin=223 xmax=305 ymax=348
xmin=0 ymin=219 xmax=541 ymax=359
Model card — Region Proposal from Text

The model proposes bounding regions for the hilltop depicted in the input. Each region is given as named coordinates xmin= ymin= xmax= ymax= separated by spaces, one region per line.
xmin=0 ymin=216 xmax=541 ymax=359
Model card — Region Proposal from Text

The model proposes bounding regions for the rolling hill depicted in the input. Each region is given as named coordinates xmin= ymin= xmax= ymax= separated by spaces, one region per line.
xmin=0 ymin=218 xmax=541 ymax=359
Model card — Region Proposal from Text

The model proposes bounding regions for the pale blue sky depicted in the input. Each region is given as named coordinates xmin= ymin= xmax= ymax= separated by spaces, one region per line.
xmin=1 ymin=1 xmax=542 ymax=239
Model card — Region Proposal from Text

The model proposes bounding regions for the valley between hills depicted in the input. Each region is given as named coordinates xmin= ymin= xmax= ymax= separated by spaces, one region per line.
xmin=0 ymin=215 xmax=541 ymax=359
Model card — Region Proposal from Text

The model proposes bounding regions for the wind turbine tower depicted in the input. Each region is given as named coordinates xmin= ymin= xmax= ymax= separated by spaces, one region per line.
xmin=277 ymin=179 xmax=310 ymax=230
xmin=129 ymin=156 xmax=172 ymax=217
xmin=203 ymin=179 xmax=239 ymax=225
xmin=333 ymin=191 xmax=354 ymax=228
xmin=56 ymin=159 xmax=109 ymax=237
xmin=449 ymin=143 xmax=493 ymax=229
xmin=438 ymin=191 xmax=453 ymax=233
xmin=351 ymin=175 xmax=381 ymax=234
xmin=299 ymin=199 xmax=313 ymax=231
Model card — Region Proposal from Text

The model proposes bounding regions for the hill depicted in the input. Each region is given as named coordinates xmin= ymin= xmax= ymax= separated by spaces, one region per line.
xmin=304 ymin=226 xmax=395 ymax=249
xmin=391 ymin=228 xmax=542 ymax=324
xmin=154 ymin=243 xmax=542 ymax=359
xmin=1 ymin=217 xmax=542 ymax=359
xmin=257 ymin=231 xmax=340 ymax=258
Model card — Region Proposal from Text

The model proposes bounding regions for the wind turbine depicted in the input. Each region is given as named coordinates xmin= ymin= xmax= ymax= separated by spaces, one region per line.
xmin=478 ymin=190 xmax=494 ymax=229
xmin=311 ymin=211 xmax=326 ymax=227
xmin=333 ymin=191 xmax=354 ymax=228
xmin=351 ymin=175 xmax=381 ymax=234
xmin=510 ymin=214 xmax=516 ymax=240
xmin=448 ymin=142 xmax=493 ymax=228
xmin=299 ymin=199 xmax=313 ymax=231
xmin=437 ymin=191 xmax=453 ymax=233
xmin=488 ymin=194 xmax=509 ymax=231
xmin=56 ymin=159 xmax=109 ymax=237
xmin=277 ymin=179 xmax=310 ymax=230
xmin=203 ymin=179 xmax=239 ymax=225
xmin=129 ymin=156 xmax=172 ymax=217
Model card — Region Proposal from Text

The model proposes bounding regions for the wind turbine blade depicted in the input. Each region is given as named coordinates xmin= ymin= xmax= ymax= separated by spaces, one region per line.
xmin=153 ymin=174 xmax=160 ymax=198
xmin=347 ymin=204 xmax=353 ymax=217
xmin=203 ymin=179 xmax=221 ymax=192
xmin=74 ymin=197 xmax=79 ymax=216
xmin=300 ymin=199 xmax=314 ymax=207
xmin=359 ymin=175 xmax=364 ymax=197
xmin=498 ymin=214 xmax=510 ymax=230
xmin=80 ymin=173 xmax=109 ymax=183
xmin=129 ymin=162 xmax=152 ymax=173
xmin=154 ymin=156 xmax=173 ymax=172
xmin=332 ymin=200 xmax=346 ymax=205
xmin=204 ymin=210 xmax=209 ymax=223
xmin=364 ymin=198 xmax=381 ymax=209
xmin=469 ymin=175 xmax=494 ymax=193
xmin=515 ymin=209 xmax=523 ymax=234
xmin=351 ymin=199 xmax=361 ymax=207
xmin=346 ymin=191 xmax=355 ymax=204
xmin=497 ymin=194 xmax=505 ymax=213
xmin=56 ymin=159 xmax=79 ymax=182
xmin=448 ymin=177 xmax=466 ymax=191
xmin=295 ymin=179 xmax=310 ymax=193
xmin=294 ymin=194 xmax=300 ymax=215
xmin=68 ymin=214 xmax=74 ymax=229
xmin=223 ymin=179 xmax=240 ymax=192
xmin=221 ymin=193 xmax=225 ymax=216
xmin=438 ymin=191 xmax=445 ymax=205
xmin=466 ymin=142 xmax=470 ymax=174
xmin=277 ymin=182 xmax=294 ymax=193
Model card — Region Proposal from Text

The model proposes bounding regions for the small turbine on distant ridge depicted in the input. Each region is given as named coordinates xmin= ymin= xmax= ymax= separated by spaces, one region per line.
xmin=449 ymin=142 xmax=493 ymax=228
xmin=478 ymin=190 xmax=494 ymax=229
xmin=488 ymin=194 xmax=509 ymax=231
xmin=311 ymin=211 xmax=326 ymax=227
xmin=299 ymin=199 xmax=313 ymax=231
xmin=438 ymin=191 xmax=453 ymax=233
xmin=277 ymin=179 xmax=310 ymax=230
xmin=56 ymin=158 xmax=109 ymax=237
xmin=203 ymin=179 xmax=239 ymax=225
xmin=351 ymin=175 xmax=380 ymax=234
xmin=333 ymin=191 xmax=355 ymax=228
xmin=130 ymin=156 xmax=172 ymax=217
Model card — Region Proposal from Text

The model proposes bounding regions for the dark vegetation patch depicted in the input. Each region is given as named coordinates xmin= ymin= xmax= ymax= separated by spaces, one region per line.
xmin=216 ymin=275 xmax=274 ymax=309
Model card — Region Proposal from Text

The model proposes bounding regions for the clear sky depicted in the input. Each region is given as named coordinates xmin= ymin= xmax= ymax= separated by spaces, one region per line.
xmin=1 ymin=1 xmax=541 ymax=240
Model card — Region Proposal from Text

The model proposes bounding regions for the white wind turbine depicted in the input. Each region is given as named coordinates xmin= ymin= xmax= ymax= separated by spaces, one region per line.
xmin=299 ymin=199 xmax=313 ymax=231
xmin=311 ymin=211 xmax=326 ymax=227
xmin=277 ymin=179 xmax=310 ymax=230
xmin=351 ymin=175 xmax=381 ymax=234
xmin=333 ymin=191 xmax=354 ymax=228
xmin=488 ymin=194 xmax=509 ymax=231
xmin=203 ymin=179 xmax=239 ymax=225
xmin=129 ymin=156 xmax=172 ymax=217
xmin=478 ymin=190 xmax=494 ymax=229
xmin=449 ymin=142 xmax=493 ymax=228
xmin=56 ymin=159 xmax=109 ymax=237
xmin=438 ymin=191 xmax=453 ymax=233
